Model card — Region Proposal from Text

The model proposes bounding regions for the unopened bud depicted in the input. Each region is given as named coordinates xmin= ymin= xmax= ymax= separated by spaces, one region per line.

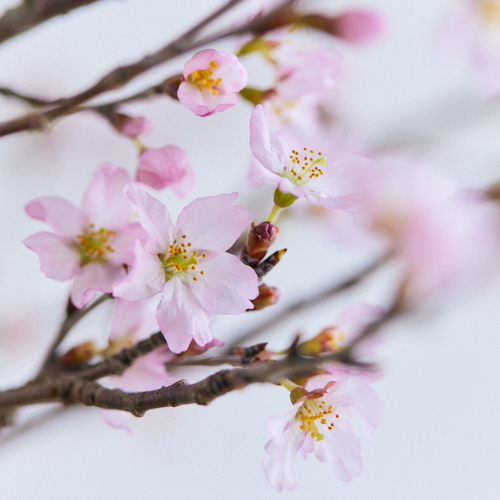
xmin=108 ymin=112 xmax=152 ymax=138
xmin=60 ymin=341 xmax=96 ymax=366
xmin=163 ymin=74 xmax=183 ymax=100
xmin=254 ymin=248 xmax=287 ymax=279
xmin=241 ymin=221 xmax=279 ymax=265
xmin=298 ymin=327 xmax=345 ymax=355
xmin=301 ymin=10 xmax=384 ymax=44
xmin=251 ymin=284 xmax=281 ymax=310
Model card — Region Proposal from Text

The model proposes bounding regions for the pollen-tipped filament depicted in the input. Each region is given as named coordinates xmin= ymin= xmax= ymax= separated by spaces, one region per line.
xmin=284 ymin=147 xmax=326 ymax=188
xmin=160 ymin=234 xmax=206 ymax=281
xmin=187 ymin=60 xmax=222 ymax=96
xmin=75 ymin=225 xmax=116 ymax=265
xmin=296 ymin=397 xmax=340 ymax=442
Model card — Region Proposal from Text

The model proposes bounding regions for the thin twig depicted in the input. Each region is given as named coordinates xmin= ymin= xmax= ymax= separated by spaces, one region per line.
xmin=226 ymin=252 xmax=392 ymax=350
xmin=0 ymin=0 xmax=103 ymax=46
xmin=0 ymin=304 xmax=401 ymax=415
xmin=38 ymin=293 xmax=113 ymax=374
xmin=0 ymin=0 xmax=296 ymax=137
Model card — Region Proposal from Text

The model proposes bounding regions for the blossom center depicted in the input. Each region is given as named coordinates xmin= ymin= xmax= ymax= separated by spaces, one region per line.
xmin=296 ymin=397 xmax=339 ymax=441
xmin=481 ymin=0 xmax=500 ymax=25
xmin=187 ymin=60 xmax=222 ymax=96
xmin=283 ymin=147 xmax=325 ymax=188
xmin=159 ymin=234 xmax=206 ymax=281
xmin=74 ymin=224 xmax=116 ymax=265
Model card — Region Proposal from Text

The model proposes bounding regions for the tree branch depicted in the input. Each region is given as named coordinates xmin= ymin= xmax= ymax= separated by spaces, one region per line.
xmin=0 ymin=303 xmax=401 ymax=415
xmin=0 ymin=0 xmax=297 ymax=138
xmin=38 ymin=293 xmax=113 ymax=375
xmin=226 ymin=252 xmax=392 ymax=350
xmin=0 ymin=0 xmax=103 ymax=46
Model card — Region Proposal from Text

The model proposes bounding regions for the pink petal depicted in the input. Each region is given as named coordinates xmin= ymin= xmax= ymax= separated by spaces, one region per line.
xmin=81 ymin=164 xmax=133 ymax=229
xmin=156 ymin=279 xmax=212 ymax=354
xmin=109 ymin=297 xmax=159 ymax=341
xmin=263 ymin=423 xmax=304 ymax=492
xmin=24 ymin=232 xmax=80 ymax=280
xmin=189 ymin=253 xmax=258 ymax=314
xmin=125 ymin=184 xmax=174 ymax=254
xmin=113 ymin=240 xmax=165 ymax=302
xmin=250 ymin=105 xmax=285 ymax=174
xmin=175 ymin=193 xmax=249 ymax=252
xmin=105 ymin=223 xmax=147 ymax=267
xmin=25 ymin=197 xmax=84 ymax=235
xmin=71 ymin=262 xmax=126 ymax=308
xmin=101 ymin=409 xmax=132 ymax=434
xmin=314 ymin=418 xmax=362 ymax=481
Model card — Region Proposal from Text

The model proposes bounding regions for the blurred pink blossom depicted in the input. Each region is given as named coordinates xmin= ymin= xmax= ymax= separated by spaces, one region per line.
xmin=113 ymin=185 xmax=259 ymax=353
xmin=351 ymin=159 xmax=500 ymax=298
xmin=24 ymin=164 xmax=144 ymax=308
xmin=178 ymin=49 xmax=247 ymax=117
xmin=136 ymin=145 xmax=195 ymax=197
xmin=263 ymin=371 xmax=383 ymax=491
xmin=442 ymin=0 xmax=500 ymax=95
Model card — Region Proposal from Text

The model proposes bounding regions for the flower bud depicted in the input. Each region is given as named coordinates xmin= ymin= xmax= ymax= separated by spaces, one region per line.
xmin=60 ymin=341 xmax=96 ymax=366
xmin=301 ymin=10 xmax=384 ymax=45
xmin=241 ymin=221 xmax=279 ymax=265
xmin=136 ymin=145 xmax=195 ymax=197
xmin=297 ymin=327 xmax=345 ymax=355
xmin=108 ymin=112 xmax=152 ymax=138
xmin=251 ymin=284 xmax=281 ymax=310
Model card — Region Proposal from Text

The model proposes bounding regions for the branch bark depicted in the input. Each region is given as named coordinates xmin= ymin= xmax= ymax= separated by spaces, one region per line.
xmin=0 ymin=0 xmax=103 ymax=46
xmin=226 ymin=252 xmax=392 ymax=350
xmin=0 ymin=302 xmax=401 ymax=416
xmin=0 ymin=0 xmax=297 ymax=138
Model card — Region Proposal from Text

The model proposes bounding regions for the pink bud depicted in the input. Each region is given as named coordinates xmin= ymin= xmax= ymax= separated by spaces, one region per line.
xmin=301 ymin=10 xmax=385 ymax=45
xmin=122 ymin=116 xmax=152 ymax=138
xmin=136 ymin=145 xmax=195 ymax=197
xmin=251 ymin=284 xmax=281 ymax=310
xmin=333 ymin=10 xmax=385 ymax=44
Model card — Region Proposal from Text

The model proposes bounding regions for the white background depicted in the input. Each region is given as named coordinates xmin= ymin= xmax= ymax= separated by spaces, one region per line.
xmin=1 ymin=0 xmax=500 ymax=498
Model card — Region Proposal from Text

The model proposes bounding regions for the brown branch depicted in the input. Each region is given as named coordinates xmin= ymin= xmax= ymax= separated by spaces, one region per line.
xmin=0 ymin=304 xmax=401 ymax=415
xmin=0 ymin=0 xmax=103 ymax=46
xmin=76 ymin=332 xmax=166 ymax=380
xmin=38 ymin=293 xmax=113 ymax=374
xmin=0 ymin=0 xmax=297 ymax=138
xmin=226 ymin=252 xmax=392 ymax=350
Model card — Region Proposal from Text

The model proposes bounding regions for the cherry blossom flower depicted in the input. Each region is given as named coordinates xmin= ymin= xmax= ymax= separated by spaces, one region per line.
xmin=351 ymin=159 xmax=500 ymax=299
xmin=263 ymin=371 xmax=383 ymax=492
xmin=24 ymin=164 xmax=144 ymax=308
xmin=271 ymin=45 xmax=341 ymax=102
xmin=136 ymin=145 xmax=195 ymax=196
xmin=177 ymin=49 xmax=247 ymax=117
xmin=249 ymin=104 xmax=370 ymax=210
xmin=113 ymin=185 xmax=259 ymax=353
